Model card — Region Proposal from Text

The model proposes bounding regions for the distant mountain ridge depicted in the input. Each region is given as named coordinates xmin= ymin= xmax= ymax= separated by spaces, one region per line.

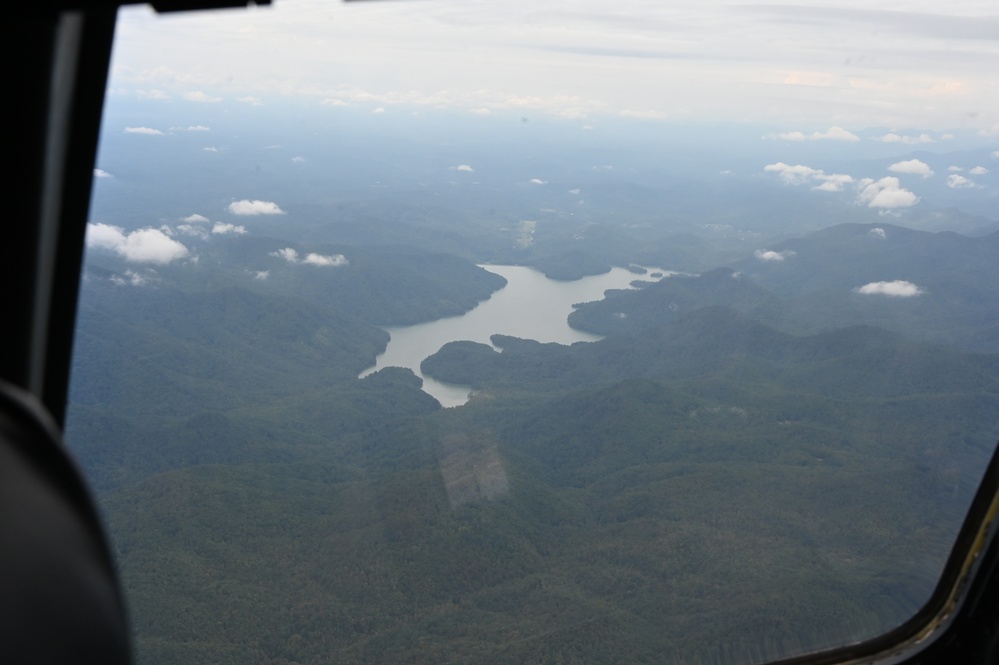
xmin=426 ymin=304 xmax=999 ymax=401
xmin=569 ymin=223 xmax=999 ymax=352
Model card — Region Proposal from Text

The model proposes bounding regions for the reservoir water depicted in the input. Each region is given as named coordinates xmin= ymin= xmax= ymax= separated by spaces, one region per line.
xmin=360 ymin=265 xmax=669 ymax=407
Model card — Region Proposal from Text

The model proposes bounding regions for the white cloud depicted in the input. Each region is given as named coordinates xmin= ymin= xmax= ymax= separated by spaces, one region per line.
xmin=888 ymin=159 xmax=933 ymax=177
xmin=855 ymin=280 xmax=924 ymax=297
xmin=136 ymin=89 xmax=169 ymax=100
xmin=204 ymin=146 xmax=219 ymax=153
xmin=186 ymin=125 xmax=210 ymax=131
xmin=764 ymin=162 xmax=821 ymax=184
xmin=291 ymin=156 xmax=306 ymax=163
xmin=777 ymin=131 xmax=806 ymax=141
xmin=948 ymin=166 xmax=963 ymax=172
xmin=253 ymin=270 xmax=269 ymax=280
xmin=110 ymin=270 xmax=149 ymax=287
xmin=856 ymin=177 xmax=919 ymax=209
xmin=183 ymin=90 xmax=222 ymax=103
xmin=119 ymin=228 xmax=190 ymax=264
xmin=764 ymin=162 xmax=852 ymax=190
xmin=771 ymin=127 xmax=858 ymax=142
xmin=947 ymin=174 xmax=975 ymax=189
xmin=868 ymin=227 xmax=887 ymax=239
xmin=269 ymin=247 xmax=348 ymax=267
xmin=321 ymin=98 xmax=348 ymax=107
xmin=176 ymin=224 xmax=209 ymax=239
xmin=978 ymin=124 xmax=999 ymax=137
xmin=271 ymin=247 xmax=299 ymax=262
xmin=993 ymin=151 xmax=999 ymax=158
xmin=754 ymin=249 xmax=796 ymax=261
xmin=86 ymin=223 xmax=189 ymax=264
xmin=228 ymin=199 xmax=285 ymax=215
xmin=811 ymin=126 xmax=859 ymax=142
xmin=94 ymin=169 xmax=113 ymax=178
xmin=455 ymin=164 xmax=474 ymax=172
xmin=529 ymin=178 xmax=547 ymax=185
xmin=212 ymin=222 xmax=247 ymax=235
xmin=124 ymin=126 xmax=163 ymax=135
xmin=813 ymin=173 xmax=855 ymax=192
xmin=182 ymin=213 xmax=209 ymax=223
xmin=568 ymin=188 xmax=581 ymax=195
xmin=302 ymin=253 xmax=349 ymax=267
xmin=372 ymin=107 xmax=385 ymax=114
xmin=237 ymin=96 xmax=263 ymax=106
xmin=876 ymin=132 xmax=934 ymax=144
xmin=86 ymin=222 xmax=127 ymax=251
xmin=970 ymin=166 xmax=989 ymax=175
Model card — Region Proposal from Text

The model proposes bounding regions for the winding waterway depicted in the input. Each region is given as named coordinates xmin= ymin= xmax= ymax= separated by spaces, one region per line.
xmin=359 ymin=265 xmax=670 ymax=407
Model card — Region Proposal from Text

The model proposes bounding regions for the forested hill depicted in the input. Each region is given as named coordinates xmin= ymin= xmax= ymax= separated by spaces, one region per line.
xmin=567 ymin=266 xmax=779 ymax=336
xmin=95 ymin=300 xmax=999 ymax=665
xmin=425 ymin=305 xmax=999 ymax=401
xmin=86 ymin=239 xmax=508 ymax=327
xmin=71 ymin=283 xmax=387 ymax=415
xmin=67 ymin=283 xmax=443 ymax=493
xmin=72 ymin=173 xmax=999 ymax=664
xmin=235 ymin=241 xmax=510 ymax=326
xmin=569 ymin=223 xmax=999 ymax=353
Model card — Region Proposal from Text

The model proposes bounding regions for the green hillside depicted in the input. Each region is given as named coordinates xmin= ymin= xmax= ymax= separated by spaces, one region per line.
xmin=67 ymin=221 xmax=999 ymax=665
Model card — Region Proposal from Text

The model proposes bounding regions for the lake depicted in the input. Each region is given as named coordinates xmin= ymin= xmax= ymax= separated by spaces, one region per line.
xmin=359 ymin=264 xmax=670 ymax=406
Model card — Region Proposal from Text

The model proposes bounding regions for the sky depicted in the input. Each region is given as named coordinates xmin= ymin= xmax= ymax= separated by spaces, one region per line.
xmin=108 ymin=0 xmax=999 ymax=133
xmin=89 ymin=0 xmax=999 ymax=265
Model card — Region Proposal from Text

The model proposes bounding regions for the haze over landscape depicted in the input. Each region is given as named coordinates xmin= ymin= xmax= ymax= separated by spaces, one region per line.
xmin=68 ymin=1 xmax=999 ymax=663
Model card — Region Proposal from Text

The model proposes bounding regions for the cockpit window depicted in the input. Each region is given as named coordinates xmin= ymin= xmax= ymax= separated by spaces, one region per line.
xmin=68 ymin=1 xmax=999 ymax=663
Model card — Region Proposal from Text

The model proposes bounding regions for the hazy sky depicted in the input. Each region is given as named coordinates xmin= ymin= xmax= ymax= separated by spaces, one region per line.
xmin=109 ymin=0 xmax=999 ymax=133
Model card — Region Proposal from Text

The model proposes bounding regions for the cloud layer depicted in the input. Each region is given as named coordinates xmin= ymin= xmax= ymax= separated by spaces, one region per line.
xmin=108 ymin=1 xmax=999 ymax=130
